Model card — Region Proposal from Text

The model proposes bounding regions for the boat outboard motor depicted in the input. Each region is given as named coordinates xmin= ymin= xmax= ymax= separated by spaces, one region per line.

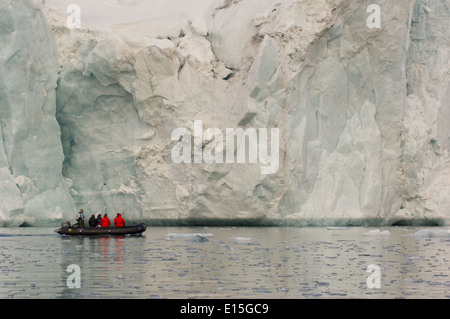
xmin=62 ymin=221 xmax=71 ymax=228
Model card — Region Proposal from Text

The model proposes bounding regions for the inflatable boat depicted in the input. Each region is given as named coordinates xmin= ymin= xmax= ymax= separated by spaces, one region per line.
xmin=55 ymin=223 xmax=147 ymax=235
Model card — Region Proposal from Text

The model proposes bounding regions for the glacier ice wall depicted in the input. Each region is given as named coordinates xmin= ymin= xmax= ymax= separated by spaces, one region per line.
xmin=0 ymin=0 xmax=76 ymax=226
xmin=0 ymin=0 xmax=448 ymax=226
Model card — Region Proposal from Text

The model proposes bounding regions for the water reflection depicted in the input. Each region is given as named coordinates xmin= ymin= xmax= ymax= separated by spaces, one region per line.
xmin=56 ymin=234 xmax=146 ymax=298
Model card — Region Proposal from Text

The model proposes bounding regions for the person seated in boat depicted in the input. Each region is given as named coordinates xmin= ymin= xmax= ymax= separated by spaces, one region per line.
xmin=97 ymin=214 xmax=102 ymax=226
xmin=76 ymin=209 xmax=85 ymax=227
xmin=88 ymin=214 xmax=99 ymax=227
xmin=100 ymin=214 xmax=111 ymax=227
xmin=114 ymin=213 xmax=126 ymax=228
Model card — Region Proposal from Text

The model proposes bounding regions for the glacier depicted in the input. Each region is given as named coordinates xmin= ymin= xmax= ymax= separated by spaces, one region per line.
xmin=0 ymin=0 xmax=448 ymax=226
xmin=0 ymin=0 xmax=76 ymax=226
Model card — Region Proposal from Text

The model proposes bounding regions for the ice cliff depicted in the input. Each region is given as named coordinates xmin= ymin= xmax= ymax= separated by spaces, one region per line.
xmin=0 ymin=0 xmax=76 ymax=226
xmin=0 ymin=0 xmax=448 ymax=226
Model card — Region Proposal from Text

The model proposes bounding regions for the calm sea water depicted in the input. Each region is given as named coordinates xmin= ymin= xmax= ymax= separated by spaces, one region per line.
xmin=0 ymin=226 xmax=449 ymax=299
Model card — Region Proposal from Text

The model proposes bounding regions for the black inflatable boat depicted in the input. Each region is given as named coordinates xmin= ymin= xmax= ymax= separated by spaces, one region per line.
xmin=55 ymin=223 xmax=147 ymax=235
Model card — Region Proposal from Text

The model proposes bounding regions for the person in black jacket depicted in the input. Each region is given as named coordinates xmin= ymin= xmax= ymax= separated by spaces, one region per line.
xmin=97 ymin=214 xmax=102 ymax=226
xmin=88 ymin=214 xmax=99 ymax=227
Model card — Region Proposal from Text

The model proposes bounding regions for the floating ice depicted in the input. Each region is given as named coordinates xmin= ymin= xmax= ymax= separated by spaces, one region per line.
xmin=413 ymin=228 xmax=450 ymax=238
xmin=229 ymin=237 xmax=252 ymax=241
xmin=364 ymin=229 xmax=391 ymax=236
xmin=166 ymin=233 xmax=213 ymax=242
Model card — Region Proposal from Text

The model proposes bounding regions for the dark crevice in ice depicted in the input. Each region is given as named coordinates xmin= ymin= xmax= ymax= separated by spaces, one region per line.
xmin=390 ymin=219 xmax=443 ymax=227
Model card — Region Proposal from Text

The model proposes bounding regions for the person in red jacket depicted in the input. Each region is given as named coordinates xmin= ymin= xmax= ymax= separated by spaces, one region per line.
xmin=114 ymin=213 xmax=126 ymax=228
xmin=100 ymin=214 xmax=111 ymax=227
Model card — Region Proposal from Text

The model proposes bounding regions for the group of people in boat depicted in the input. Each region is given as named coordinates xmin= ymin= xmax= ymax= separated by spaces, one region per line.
xmin=75 ymin=209 xmax=126 ymax=228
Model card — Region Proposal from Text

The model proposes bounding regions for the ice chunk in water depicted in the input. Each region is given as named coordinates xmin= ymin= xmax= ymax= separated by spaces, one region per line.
xmin=364 ymin=229 xmax=391 ymax=236
xmin=413 ymin=228 xmax=450 ymax=238
xmin=166 ymin=233 xmax=213 ymax=242
xmin=229 ymin=237 xmax=252 ymax=241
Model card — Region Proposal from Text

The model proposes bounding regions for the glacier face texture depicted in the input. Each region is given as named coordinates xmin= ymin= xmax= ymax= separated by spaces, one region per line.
xmin=0 ymin=0 xmax=76 ymax=226
xmin=0 ymin=0 xmax=448 ymax=226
